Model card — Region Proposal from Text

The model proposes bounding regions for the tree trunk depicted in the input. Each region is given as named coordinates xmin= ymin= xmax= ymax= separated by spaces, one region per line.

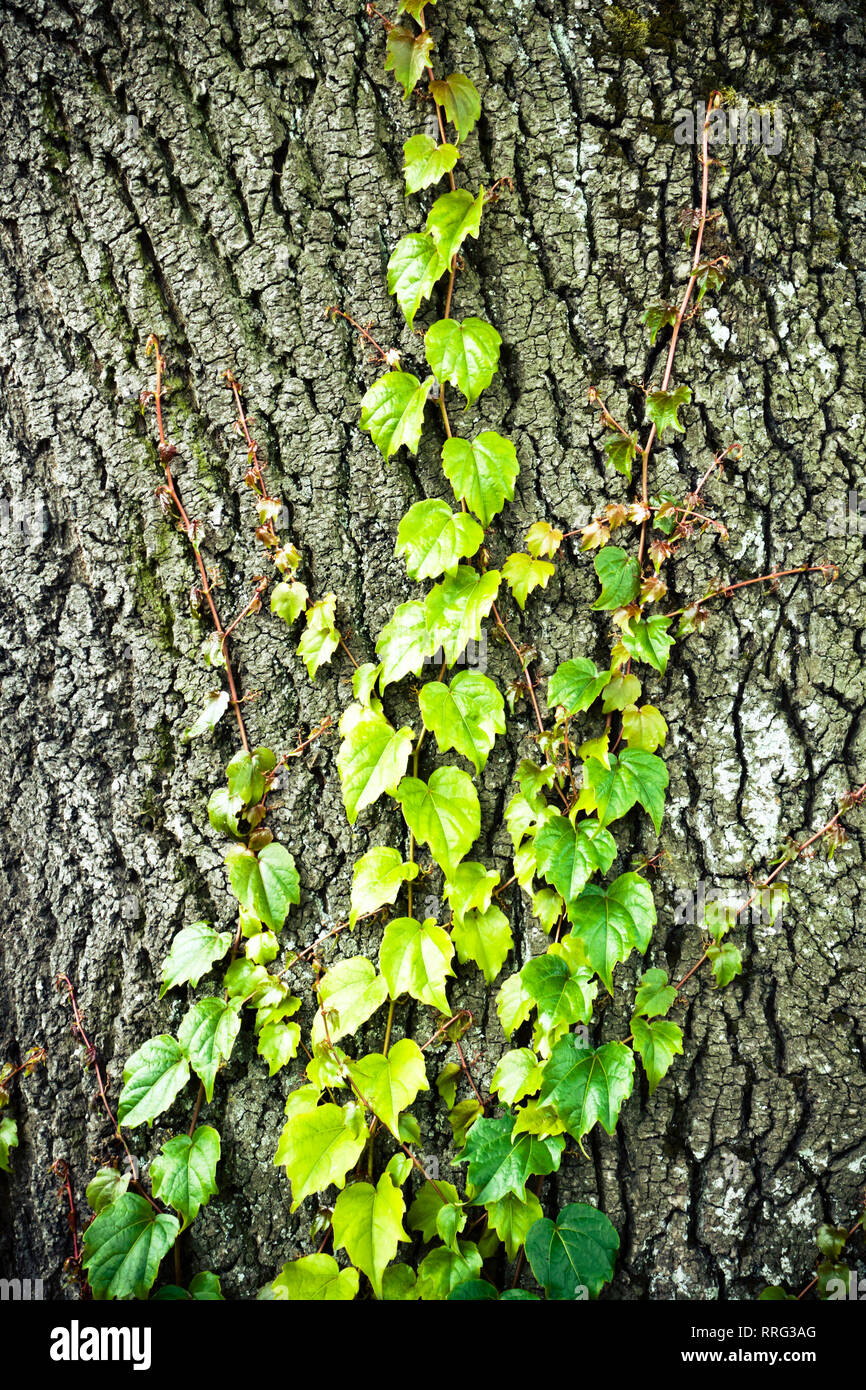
xmin=1 ymin=0 xmax=864 ymax=1300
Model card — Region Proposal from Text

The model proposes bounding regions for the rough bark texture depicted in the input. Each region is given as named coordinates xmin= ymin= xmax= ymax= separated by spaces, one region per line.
xmin=1 ymin=0 xmax=864 ymax=1301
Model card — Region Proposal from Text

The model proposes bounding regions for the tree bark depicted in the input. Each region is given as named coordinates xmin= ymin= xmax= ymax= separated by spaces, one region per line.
xmin=1 ymin=0 xmax=864 ymax=1299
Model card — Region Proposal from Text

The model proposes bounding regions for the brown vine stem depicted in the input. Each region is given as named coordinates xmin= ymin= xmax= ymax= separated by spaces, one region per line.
xmin=797 ymin=1209 xmax=866 ymax=1300
xmin=146 ymin=336 xmax=250 ymax=752
xmin=668 ymin=563 xmax=838 ymax=621
xmin=636 ymin=92 xmax=720 ymax=567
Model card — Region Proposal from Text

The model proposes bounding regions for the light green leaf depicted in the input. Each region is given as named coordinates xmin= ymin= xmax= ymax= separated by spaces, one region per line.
xmin=276 ymin=1102 xmax=369 ymax=1210
xmin=312 ymin=957 xmax=389 ymax=1046
xmin=416 ymin=1242 xmax=483 ymax=1301
xmin=257 ymin=1021 xmax=301 ymax=1076
xmin=270 ymin=580 xmax=308 ymax=626
xmin=159 ymin=920 xmax=232 ymax=999
xmin=425 ymin=564 xmax=500 ymax=667
xmin=642 ymin=302 xmax=678 ymax=346
xmin=82 ymin=1193 xmax=179 ymax=1300
xmin=225 ymin=842 xmax=300 ymax=931
xmin=485 ymin=1188 xmax=544 ymax=1262
xmin=583 ymin=749 xmax=668 ymax=834
xmin=86 ymin=1167 xmax=130 ymax=1214
xmin=349 ymin=847 xmax=419 ymax=929
xmin=535 ymin=815 xmax=617 ymax=907
xmin=182 ymin=689 xmax=229 ymax=743
xmin=375 ymin=600 xmax=431 ymax=689
xmin=526 ymin=1202 xmax=619 ymax=1299
xmin=592 ymin=546 xmax=641 ymax=611
xmin=532 ymin=886 xmax=565 ymax=934
xmin=604 ymin=432 xmax=638 ymax=480
xmin=526 ymin=521 xmax=564 ymax=558
xmin=346 ymin=1038 xmax=429 ymax=1139
xmin=385 ymin=24 xmax=434 ymax=99
xmin=452 ymin=903 xmax=513 ymax=984
xmin=403 ymin=133 xmax=459 ymax=194
xmin=386 ymin=238 xmax=448 ymax=330
xmin=441 ymin=431 xmax=519 ymax=527
xmin=621 ymin=613 xmax=676 ymax=675
xmin=379 ymin=916 xmax=455 ymax=1014
xmin=117 ymin=1035 xmax=190 ymax=1129
xmin=177 ymin=997 xmax=242 ymax=1102
xmin=396 ymin=766 xmax=480 ymax=878
xmin=430 ymin=72 xmax=481 ymax=143
xmin=621 ymin=703 xmax=668 ymax=752
xmin=548 ymin=658 xmax=611 ymax=716
xmin=457 ymin=1113 xmax=565 ymax=1204
xmin=336 ymin=702 xmax=414 ymax=824
xmin=333 ymin=1174 xmax=408 ymax=1297
xmin=646 ymin=383 xmax=691 ymax=436
xmin=633 ymin=967 xmax=677 ymax=1019
xmin=297 ymin=594 xmax=340 ymax=679
xmin=491 ymin=1049 xmax=544 ymax=1106
xmin=521 ymin=954 xmax=596 ymax=1033
xmin=502 ymin=552 xmax=555 ymax=611
xmin=539 ymin=1037 xmax=635 ymax=1143
xmin=352 ymin=661 xmax=383 ymax=707
xmin=424 ymin=316 xmax=501 ymax=406
xmin=420 ymin=670 xmax=505 ymax=773
xmin=602 ymin=672 xmax=642 ymax=712
xmin=150 ymin=1126 xmax=220 ymax=1229
xmin=630 ymin=1016 xmax=684 ymax=1094
xmin=264 ymin=1254 xmax=358 ymax=1301
xmin=443 ymin=860 xmax=500 ymax=922
xmin=396 ymin=498 xmax=483 ymax=581
xmin=361 ymin=368 xmax=435 ymax=453
xmin=565 ymin=872 xmax=656 ymax=991
xmin=426 ymin=186 xmax=484 ymax=268
xmin=496 ymin=972 xmax=534 ymax=1036
xmin=408 ymin=1180 xmax=465 ymax=1242
xmin=0 ymin=1115 xmax=17 ymax=1172
xmin=707 ymin=940 xmax=743 ymax=988
xmin=225 ymin=747 xmax=276 ymax=807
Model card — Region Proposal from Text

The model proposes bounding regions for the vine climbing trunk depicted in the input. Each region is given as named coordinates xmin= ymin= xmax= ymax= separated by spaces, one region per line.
xmin=0 ymin=0 xmax=865 ymax=1299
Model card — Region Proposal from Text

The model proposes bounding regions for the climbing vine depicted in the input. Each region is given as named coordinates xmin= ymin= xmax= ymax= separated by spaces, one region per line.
xmin=65 ymin=2 xmax=864 ymax=1303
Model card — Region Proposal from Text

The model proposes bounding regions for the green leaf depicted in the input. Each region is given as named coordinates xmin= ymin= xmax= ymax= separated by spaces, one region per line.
xmin=526 ymin=1202 xmax=619 ymax=1300
xmin=707 ymin=940 xmax=743 ymax=988
xmin=150 ymin=1126 xmax=220 ymax=1229
xmin=425 ymin=564 xmax=500 ymax=667
xmin=160 ymin=921 xmax=232 ymax=998
xmin=583 ymin=749 xmax=668 ymax=834
xmin=452 ymin=903 xmax=513 ymax=984
xmin=457 ymin=1114 xmax=565 ymax=1204
xmin=86 ymin=1167 xmax=130 ymax=1214
xmin=642 ymin=302 xmax=678 ymax=345
xmin=441 ymin=431 xmax=519 ymax=527
xmin=564 ymin=872 xmax=656 ymax=991
xmin=352 ymin=661 xmax=382 ymax=706
xmin=177 ymin=998 xmax=242 ymax=1102
xmin=265 ymin=1254 xmax=358 ymax=1301
xmin=182 ymin=689 xmax=229 ymax=742
xmin=485 ymin=1189 xmax=544 ymax=1262
xmin=592 ymin=546 xmax=641 ymax=610
xmin=396 ymin=766 xmax=480 ymax=878
xmin=336 ymin=703 xmax=414 ymax=824
xmin=297 ymin=594 xmax=340 ymax=678
xmin=502 ymin=552 xmax=555 ymax=610
xmin=521 ymin=954 xmax=596 ymax=1033
xmin=207 ymin=787 xmax=243 ymax=838
xmin=347 ymin=1038 xmax=428 ymax=1140
xmin=491 ymin=1049 xmax=545 ymax=1106
xmin=275 ymin=1102 xmax=369 ymax=1210
xmin=496 ymin=972 xmax=534 ymax=1036
xmin=548 ymin=658 xmax=610 ymax=715
xmin=270 ymin=580 xmax=308 ymax=626
xmin=312 ymin=957 xmax=389 ymax=1046
xmin=535 ymin=815 xmax=618 ymax=907
xmin=380 ymin=916 xmax=455 ymax=1014
xmin=225 ymin=747 xmax=276 ymax=807
xmin=349 ymin=847 xmax=419 ymax=929
xmin=646 ymin=383 xmax=691 ymax=436
xmin=426 ymin=186 xmax=484 ymax=268
xmin=396 ymin=498 xmax=483 ymax=581
xmin=225 ymin=842 xmax=300 ymax=930
xmin=532 ymin=886 xmax=565 ymax=934
xmin=602 ymin=672 xmax=642 ymax=712
xmin=375 ymin=600 xmax=431 ymax=689
xmin=817 ymin=1224 xmax=849 ymax=1260
xmin=424 ymin=316 xmax=501 ymax=406
xmin=397 ymin=0 xmax=436 ymax=19
xmin=117 ymin=1035 xmax=190 ymax=1128
xmin=430 ymin=72 xmax=481 ymax=143
xmin=420 ymin=669 xmax=505 ymax=773
xmin=539 ymin=1037 xmax=635 ymax=1143
xmin=621 ymin=613 xmax=675 ymax=675
xmin=408 ymin=1180 xmax=464 ymax=1242
xmin=361 ymin=368 xmax=434 ymax=454
xmin=385 ymin=24 xmax=434 ymax=99
xmin=604 ymin=432 xmax=637 ymax=480
xmin=381 ymin=1264 xmax=419 ymax=1300
xmin=443 ymin=860 xmax=500 ymax=921
xmin=621 ymin=703 xmax=668 ymax=752
xmin=257 ymin=1021 xmax=301 ymax=1076
xmin=386 ymin=238 xmax=448 ymax=330
xmin=416 ymin=1243 xmax=483 ymax=1301
xmin=632 ymin=966 xmax=677 ymax=1019
xmin=403 ymin=133 xmax=459 ymax=194
xmin=82 ymin=1193 xmax=180 ymax=1300
xmin=0 ymin=1115 xmax=17 ymax=1172
xmin=630 ymin=1016 xmax=683 ymax=1094
xmin=333 ymin=1174 xmax=408 ymax=1297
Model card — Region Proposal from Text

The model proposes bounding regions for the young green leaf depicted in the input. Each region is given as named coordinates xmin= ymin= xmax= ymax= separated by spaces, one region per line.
xmin=547 ymin=658 xmax=610 ymax=715
xmin=349 ymin=847 xmax=419 ymax=929
xmin=150 ymin=1126 xmax=220 ymax=1229
xmin=85 ymin=1167 xmax=131 ymax=1214
xmin=403 ymin=133 xmax=459 ymax=195
xmin=396 ymin=766 xmax=481 ymax=878
xmin=425 ymin=565 xmax=500 ymax=667
xmin=332 ymin=1174 xmax=409 ymax=1298
xmin=361 ymin=368 xmax=435 ymax=455
xmin=385 ymin=24 xmax=434 ymax=100
xmin=387 ymin=234 xmax=448 ymax=328
xmin=177 ymin=998 xmax=242 ymax=1102
xmin=496 ymin=972 xmax=535 ymax=1036
xmin=604 ymin=433 xmax=638 ymax=480
xmin=117 ymin=1035 xmax=190 ymax=1129
xmin=275 ymin=1102 xmax=369 ymax=1211
xmin=564 ymin=872 xmax=656 ymax=991
xmin=297 ymin=594 xmax=339 ymax=678
xmin=441 ymin=431 xmax=519 ymax=526
xmin=520 ymin=954 xmax=597 ymax=1033
xmin=632 ymin=967 xmax=677 ymax=1019
xmin=226 ymin=747 xmax=276 ymax=807
xmin=645 ymin=383 xmax=691 ymax=436
xmin=346 ymin=1039 xmax=429 ymax=1139
xmin=539 ymin=1037 xmax=635 ymax=1144
xmin=485 ymin=1189 xmax=544 ymax=1263
xmin=621 ymin=703 xmax=668 ymax=752
xmin=352 ymin=661 xmax=383 ymax=707
xmin=408 ymin=1180 xmax=465 ymax=1243
xmin=160 ymin=921 xmax=233 ymax=998
xmin=490 ymin=1049 xmax=545 ymax=1106
xmin=424 ymin=316 xmax=501 ymax=406
xmin=707 ymin=939 xmax=743 ymax=988
xmin=225 ymin=842 xmax=300 ymax=931
xmin=82 ymin=1193 xmax=180 ymax=1300
xmin=526 ymin=520 xmax=563 ymax=558
xmin=582 ymin=749 xmax=668 ymax=834
xmin=592 ymin=546 xmax=641 ymax=610
xmin=525 ymin=1202 xmax=619 ymax=1300
xmin=535 ymin=815 xmax=618 ymax=907
xmin=270 ymin=580 xmax=308 ymax=626
xmin=257 ymin=1021 xmax=301 ymax=1076
xmin=630 ymin=1016 xmax=684 ymax=1094
xmin=182 ymin=689 xmax=230 ymax=742
xmin=0 ymin=1115 xmax=18 ymax=1173
xmin=601 ymin=671 xmax=642 ymax=712
xmin=336 ymin=702 xmax=414 ymax=824
xmin=642 ymin=302 xmax=678 ymax=345
xmin=443 ymin=860 xmax=500 ymax=921
xmin=375 ymin=600 xmax=432 ymax=689
xmin=312 ymin=957 xmax=389 ymax=1046
xmin=429 ymin=72 xmax=481 ymax=142
xmin=456 ymin=1113 xmax=565 ymax=1204
xmin=426 ymin=187 xmax=484 ymax=268
xmin=502 ymin=552 xmax=555 ymax=610
xmin=419 ymin=669 xmax=505 ymax=773
xmin=396 ymin=498 xmax=483 ymax=581
xmin=452 ymin=903 xmax=513 ymax=984
xmin=620 ymin=613 xmax=676 ymax=674
xmin=264 ymin=1254 xmax=359 ymax=1302
xmin=379 ymin=916 xmax=455 ymax=1014
xmin=416 ymin=1243 xmax=483 ymax=1300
